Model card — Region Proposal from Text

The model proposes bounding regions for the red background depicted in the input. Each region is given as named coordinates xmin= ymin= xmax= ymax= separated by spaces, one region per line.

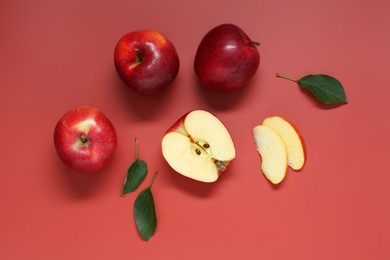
xmin=1 ymin=0 xmax=389 ymax=259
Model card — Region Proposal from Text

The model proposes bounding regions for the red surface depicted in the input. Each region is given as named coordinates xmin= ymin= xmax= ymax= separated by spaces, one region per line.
xmin=1 ymin=1 xmax=390 ymax=259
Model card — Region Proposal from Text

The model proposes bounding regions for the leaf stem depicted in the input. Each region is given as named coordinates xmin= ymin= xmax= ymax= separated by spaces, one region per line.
xmin=276 ymin=73 xmax=298 ymax=82
xmin=149 ymin=172 xmax=158 ymax=189
xmin=134 ymin=48 xmax=143 ymax=63
xmin=135 ymin=138 xmax=139 ymax=159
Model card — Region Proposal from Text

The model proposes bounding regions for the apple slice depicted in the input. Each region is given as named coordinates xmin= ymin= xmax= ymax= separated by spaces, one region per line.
xmin=253 ymin=125 xmax=288 ymax=184
xmin=161 ymin=110 xmax=236 ymax=183
xmin=262 ymin=116 xmax=305 ymax=170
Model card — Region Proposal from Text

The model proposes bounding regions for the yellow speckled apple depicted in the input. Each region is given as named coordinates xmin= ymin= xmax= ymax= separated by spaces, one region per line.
xmin=54 ymin=106 xmax=117 ymax=172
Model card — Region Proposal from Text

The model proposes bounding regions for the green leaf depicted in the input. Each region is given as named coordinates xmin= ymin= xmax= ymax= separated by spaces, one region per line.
xmin=276 ymin=73 xmax=348 ymax=104
xmin=122 ymin=138 xmax=147 ymax=195
xmin=134 ymin=173 xmax=158 ymax=241
xmin=123 ymin=159 xmax=147 ymax=194
xmin=298 ymin=74 xmax=347 ymax=104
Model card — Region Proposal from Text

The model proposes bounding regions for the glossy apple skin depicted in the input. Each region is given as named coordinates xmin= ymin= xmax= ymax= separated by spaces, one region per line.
xmin=164 ymin=111 xmax=189 ymax=135
xmin=194 ymin=24 xmax=260 ymax=90
xmin=114 ymin=30 xmax=180 ymax=95
xmin=54 ymin=106 xmax=117 ymax=172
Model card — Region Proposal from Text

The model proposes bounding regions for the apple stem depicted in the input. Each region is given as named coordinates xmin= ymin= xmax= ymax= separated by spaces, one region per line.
xmin=276 ymin=73 xmax=298 ymax=82
xmin=247 ymin=41 xmax=261 ymax=46
xmin=80 ymin=134 xmax=88 ymax=143
xmin=135 ymin=138 xmax=139 ymax=159
xmin=134 ymin=49 xmax=143 ymax=63
xmin=149 ymin=172 xmax=158 ymax=189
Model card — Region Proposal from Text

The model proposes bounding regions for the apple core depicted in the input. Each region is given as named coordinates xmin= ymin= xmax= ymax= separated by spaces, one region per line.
xmin=80 ymin=134 xmax=88 ymax=144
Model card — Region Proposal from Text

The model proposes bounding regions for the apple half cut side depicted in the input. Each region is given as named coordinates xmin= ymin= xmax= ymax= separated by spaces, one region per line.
xmin=262 ymin=116 xmax=306 ymax=171
xmin=161 ymin=110 xmax=236 ymax=183
xmin=253 ymin=125 xmax=288 ymax=184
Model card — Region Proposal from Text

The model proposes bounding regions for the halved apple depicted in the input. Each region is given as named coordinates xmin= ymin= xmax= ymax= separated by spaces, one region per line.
xmin=161 ymin=110 xmax=236 ymax=183
xmin=253 ymin=125 xmax=288 ymax=184
xmin=262 ymin=116 xmax=305 ymax=170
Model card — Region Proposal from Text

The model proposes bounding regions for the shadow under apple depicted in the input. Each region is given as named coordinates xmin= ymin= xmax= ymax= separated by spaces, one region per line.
xmin=114 ymin=71 xmax=176 ymax=120
xmin=268 ymin=173 xmax=288 ymax=190
xmin=194 ymin=73 xmax=256 ymax=111
xmin=53 ymin=151 xmax=118 ymax=199
xmin=159 ymin=153 xmax=236 ymax=199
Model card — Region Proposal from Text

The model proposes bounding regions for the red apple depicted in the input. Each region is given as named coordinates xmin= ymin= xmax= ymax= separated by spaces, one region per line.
xmin=114 ymin=30 xmax=180 ymax=95
xmin=54 ymin=106 xmax=117 ymax=172
xmin=194 ymin=24 xmax=260 ymax=90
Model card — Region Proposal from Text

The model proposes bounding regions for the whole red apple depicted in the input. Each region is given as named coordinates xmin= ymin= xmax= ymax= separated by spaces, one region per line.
xmin=194 ymin=24 xmax=260 ymax=90
xmin=54 ymin=106 xmax=117 ymax=172
xmin=114 ymin=30 xmax=180 ymax=95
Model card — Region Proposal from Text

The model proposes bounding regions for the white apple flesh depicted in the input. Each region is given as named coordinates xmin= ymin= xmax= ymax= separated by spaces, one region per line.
xmin=253 ymin=125 xmax=288 ymax=184
xmin=162 ymin=110 xmax=236 ymax=183
xmin=262 ymin=116 xmax=305 ymax=170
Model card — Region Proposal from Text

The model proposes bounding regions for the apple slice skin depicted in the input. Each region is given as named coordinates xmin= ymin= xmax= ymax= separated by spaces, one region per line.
xmin=262 ymin=116 xmax=306 ymax=171
xmin=161 ymin=110 xmax=236 ymax=183
xmin=253 ymin=125 xmax=288 ymax=185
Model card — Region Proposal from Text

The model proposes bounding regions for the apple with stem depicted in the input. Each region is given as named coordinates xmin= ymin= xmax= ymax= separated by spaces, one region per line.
xmin=253 ymin=116 xmax=306 ymax=184
xmin=194 ymin=23 xmax=260 ymax=90
xmin=54 ymin=106 xmax=117 ymax=172
xmin=114 ymin=30 xmax=180 ymax=95
xmin=161 ymin=110 xmax=236 ymax=182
